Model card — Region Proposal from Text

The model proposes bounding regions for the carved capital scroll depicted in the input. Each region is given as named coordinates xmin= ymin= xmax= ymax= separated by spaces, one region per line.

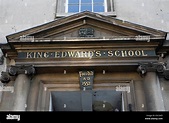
xmin=8 ymin=65 xmax=35 ymax=76
xmin=0 ymin=72 xmax=10 ymax=83
xmin=137 ymin=62 xmax=169 ymax=80
xmin=0 ymin=65 xmax=35 ymax=84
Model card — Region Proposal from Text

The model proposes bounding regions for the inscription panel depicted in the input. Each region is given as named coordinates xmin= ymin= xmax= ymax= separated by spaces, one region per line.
xmin=17 ymin=49 xmax=156 ymax=59
xmin=79 ymin=70 xmax=94 ymax=90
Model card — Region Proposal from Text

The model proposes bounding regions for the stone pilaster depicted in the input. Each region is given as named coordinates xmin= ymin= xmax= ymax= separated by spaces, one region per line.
xmin=13 ymin=74 xmax=30 ymax=111
xmin=7 ymin=65 xmax=35 ymax=111
xmin=143 ymin=72 xmax=165 ymax=111
xmin=137 ymin=62 xmax=166 ymax=111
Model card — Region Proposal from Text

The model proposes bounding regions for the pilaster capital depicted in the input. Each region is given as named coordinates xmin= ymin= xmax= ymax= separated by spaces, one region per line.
xmin=8 ymin=65 xmax=35 ymax=76
xmin=0 ymin=65 xmax=35 ymax=84
xmin=0 ymin=72 xmax=10 ymax=83
xmin=137 ymin=62 xmax=169 ymax=80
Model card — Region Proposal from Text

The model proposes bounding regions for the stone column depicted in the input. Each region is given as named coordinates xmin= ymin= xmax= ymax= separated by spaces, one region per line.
xmin=7 ymin=65 xmax=35 ymax=111
xmin=13 ymin=74 xmax=30 ymax=111
xmin=143 ymin=72 xmax=165 ymax=111
xmin=27 ymin=76 xmax=40 ymax=111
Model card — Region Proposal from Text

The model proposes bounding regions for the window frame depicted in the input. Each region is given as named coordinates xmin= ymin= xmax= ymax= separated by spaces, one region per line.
xmin=65 ymin=0 xmax=107 ymax=13
xmin=55 ymin=0 xmax=116 ymax=18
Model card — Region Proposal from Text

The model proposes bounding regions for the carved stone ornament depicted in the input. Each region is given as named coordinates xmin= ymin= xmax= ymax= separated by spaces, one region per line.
xmin=137 ymin=62 xmax=169 ymax=80
xmin=0 ymin=72 xmax=10 ymax=83
xmin=78 ymin=27 xmax=94 ymax=37
xmin=8 ymin=65 xmax=35 ymax=76
xmin=0 ymin=65 xmax=35 ymax=84
xmin=164 ymin=70 xmax=169 ymax=80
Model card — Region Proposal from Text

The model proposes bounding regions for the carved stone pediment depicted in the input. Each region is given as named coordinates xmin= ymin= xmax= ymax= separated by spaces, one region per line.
xmin=0 ymin=11 xmax=167 ymax=68
xmin=6 ymin=11 xmax=166 ymax=42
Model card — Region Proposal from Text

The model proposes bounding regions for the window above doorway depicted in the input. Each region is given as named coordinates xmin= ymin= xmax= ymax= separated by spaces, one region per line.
xmin=55 ymin=0 xmax=116 ymax=18
xmin=66 ymin=0 xmax=106 ymax=13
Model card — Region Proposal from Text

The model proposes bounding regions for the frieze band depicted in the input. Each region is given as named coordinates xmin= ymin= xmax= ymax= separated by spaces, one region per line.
xmin=18 ymin=49 xmax=156 ymax=59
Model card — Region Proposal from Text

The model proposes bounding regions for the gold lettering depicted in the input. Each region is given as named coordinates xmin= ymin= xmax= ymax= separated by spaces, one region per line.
xmin=33 ymin=52 xmax=36 ymax=58
xmin=76 ymin=51 xmax=81 ymax=58
xmin=88 ymin=51 xmax=94 ymax=59
xmin=68 ymin=51 xmax=75 ymax=57
xmin=121 ymin=51 xmax=128 ymax=57
xmin=115 ymin=50 xmax=120 ymax=56
xmin=141 ymin=50 xmax=148 ymax=56
xmin=55 ymin=52 xmax=60 ymax=58
xmin=43 ymin=52 xmax=49 ymax=58
xmin=87 ymin=77 xmax=90 ymax=80
xmin=79 ymin=71 xmax=93 ymax=77
xmin=87 ymin=71 xmax=93 ymax=76
xmin=96 ymin=51 xmax=101 ymax=57
xmin=82 ymin=82 xmax=91 ymax=86
xmin=61 ymin=52 xmax=67 ymax=58
xmin=128 ymin=50 xmax=134 ymax=56
xmin=108 ymin=50 xmax=113 ymax=57
xmin=135 ymin=50 xmax=141 ymax=56
xmin=83 ymin=77 xmax=87 ymax=81
xmin=24 ymin=50 xmax=150 ymax=59
xmin=37 ymin=52 xmax=43 ymax=58
xmin=79 ymin=71 xmax=82 ymax=77
xmin=26 ymin=52 xmax=33 ymax=58
xmin=83 ymin=51 xmax=88 ymax=57
xmin=80 ymin=51 xmax=83 ymax=58
xmin=74 ymin=51 xmax=79 ymax=58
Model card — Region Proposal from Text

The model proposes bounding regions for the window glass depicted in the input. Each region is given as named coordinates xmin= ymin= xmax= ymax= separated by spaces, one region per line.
xmin=81 ymin=5 xmax=92 ymax=12
xmin=67 ymin=0 xmax=105 ymax=13
xmin=68 ymin=5 xmax=79 ymax=12
xmin=93 ymin=5 xmax=104 ymax=12
xmin=68 ymin=0 xmax=79 ymax=4
xmin=93 ymin=0 xmax=104 ymax=2
xmin=81 ymin=0 xmax=92 ymax=3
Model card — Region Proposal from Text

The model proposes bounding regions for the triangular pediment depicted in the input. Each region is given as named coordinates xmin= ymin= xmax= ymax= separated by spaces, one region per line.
xmin=6 ymin=11 xmax=166 ymax=42
xmin=2 ymin=11 xmax=168 ymax=67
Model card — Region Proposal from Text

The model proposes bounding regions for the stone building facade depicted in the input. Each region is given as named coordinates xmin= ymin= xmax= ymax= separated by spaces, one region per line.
xmin=0 ymin=0 xmax=169 ymax=111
